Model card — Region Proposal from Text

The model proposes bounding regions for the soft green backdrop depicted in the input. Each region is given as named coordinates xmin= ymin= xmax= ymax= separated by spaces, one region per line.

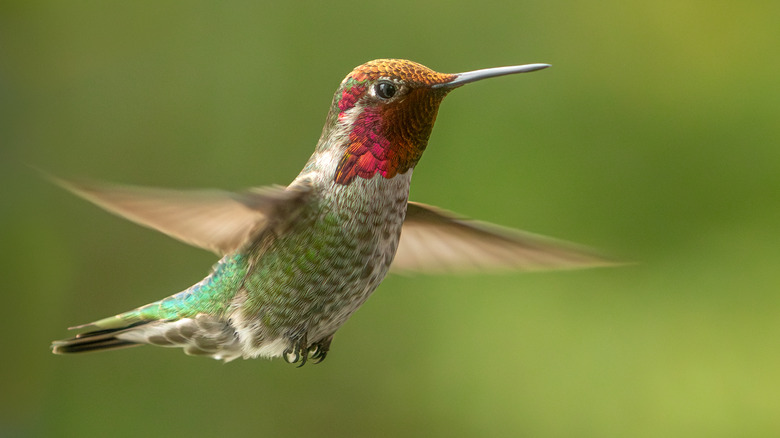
xmin=2 ymin=1 xmax=779 ymax=437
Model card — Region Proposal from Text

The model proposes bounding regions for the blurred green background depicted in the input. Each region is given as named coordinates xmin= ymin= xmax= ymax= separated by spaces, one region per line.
xmin=2 ymin=1 xmax=779 ymax=437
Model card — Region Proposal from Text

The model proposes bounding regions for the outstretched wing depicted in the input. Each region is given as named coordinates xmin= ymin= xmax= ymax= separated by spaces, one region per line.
xmin=52 ymin=176 xmax=310 ymax=255
xmin=391 ymin=202 xmax=618 ymax=273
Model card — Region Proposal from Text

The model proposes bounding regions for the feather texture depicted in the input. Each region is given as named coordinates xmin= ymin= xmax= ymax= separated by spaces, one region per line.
xmin=51 ymin=176 xmax=309 ymax=255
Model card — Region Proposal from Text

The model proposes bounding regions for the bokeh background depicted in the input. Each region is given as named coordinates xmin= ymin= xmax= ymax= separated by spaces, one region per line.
xmin=2 ymin=2 xmax=779 ymax=437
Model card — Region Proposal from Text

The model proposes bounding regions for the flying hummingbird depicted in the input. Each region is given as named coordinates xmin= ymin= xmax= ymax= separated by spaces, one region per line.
xmin=51 ymin=59 xmax=611 ymax=366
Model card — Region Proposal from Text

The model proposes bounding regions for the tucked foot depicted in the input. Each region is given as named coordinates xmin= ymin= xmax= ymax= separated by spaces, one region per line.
xmin=282 ymin=334 xmax=334 ymax=367
xmin=308 ymin=335 xmax=333 ymax=364
xmin=283 ymin=333 xmax=310 ymax=367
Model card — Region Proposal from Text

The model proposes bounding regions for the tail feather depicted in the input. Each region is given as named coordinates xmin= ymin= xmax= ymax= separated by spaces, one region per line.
xmin=51 ymin=316 xmax=246 ymax=361
xmin=51 ymin=323 xmax=149 ymax=354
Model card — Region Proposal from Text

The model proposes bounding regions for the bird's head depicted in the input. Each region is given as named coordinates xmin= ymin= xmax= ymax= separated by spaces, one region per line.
xmin=318 ymin=59 xmax=549 ymax=185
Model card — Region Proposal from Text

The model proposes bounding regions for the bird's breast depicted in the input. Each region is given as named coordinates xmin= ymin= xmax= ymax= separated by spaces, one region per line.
xmin=232 ymin=171 xmax=413 ymax=355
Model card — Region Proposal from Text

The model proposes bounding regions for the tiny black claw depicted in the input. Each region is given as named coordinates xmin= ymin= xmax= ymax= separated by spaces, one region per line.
xmin=311 ymin=350 xmax=328 ymax=364
xmin=296 ymin=350 xmax=308 ymax=368
xmin=308 ymin=336 xmax=333 ymax=364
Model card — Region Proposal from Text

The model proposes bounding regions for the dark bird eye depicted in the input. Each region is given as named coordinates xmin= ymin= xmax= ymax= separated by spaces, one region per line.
xmin=375 ymin=81 xmax=397 ymax=99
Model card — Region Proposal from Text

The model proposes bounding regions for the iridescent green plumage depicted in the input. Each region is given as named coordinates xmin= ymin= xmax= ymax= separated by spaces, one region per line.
xmin=90 ymin=254 xmax=248 ymax=330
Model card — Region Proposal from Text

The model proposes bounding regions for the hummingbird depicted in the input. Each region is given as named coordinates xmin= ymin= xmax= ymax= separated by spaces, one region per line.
xmin=51 ymin=59 xmax=611 ymax=366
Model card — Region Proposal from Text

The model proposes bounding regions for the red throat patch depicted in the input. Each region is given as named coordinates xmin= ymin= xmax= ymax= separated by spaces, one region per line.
xmin=332 ymin=60 xmax=455 ymax=185
xmin=334 ymin=109 xmax=394 ymax=184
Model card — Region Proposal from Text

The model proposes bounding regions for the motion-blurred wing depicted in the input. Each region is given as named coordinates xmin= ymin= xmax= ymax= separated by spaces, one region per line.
xmin=391 ymin=202 xmax=617 ymax=273
xmin=53 ymin=177 xmax=309 ymax=255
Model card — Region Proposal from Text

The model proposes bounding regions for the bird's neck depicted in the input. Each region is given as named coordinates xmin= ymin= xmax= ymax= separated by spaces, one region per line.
xmin=292 ymin=115 xmax=414 ymax=205
xmin=297 ymin=98 xmax=437 ymax=188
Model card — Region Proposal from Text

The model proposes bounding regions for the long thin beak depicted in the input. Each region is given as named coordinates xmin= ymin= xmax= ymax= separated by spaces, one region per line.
xmin=432 ymin=63 xmax=551 ymax=89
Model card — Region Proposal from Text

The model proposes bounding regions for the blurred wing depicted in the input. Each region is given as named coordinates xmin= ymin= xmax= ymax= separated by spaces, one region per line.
xmin=52 ymin=176 xmax=309 ymax=255
xmin=391 ymin=202 xmax=618 ymax=274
